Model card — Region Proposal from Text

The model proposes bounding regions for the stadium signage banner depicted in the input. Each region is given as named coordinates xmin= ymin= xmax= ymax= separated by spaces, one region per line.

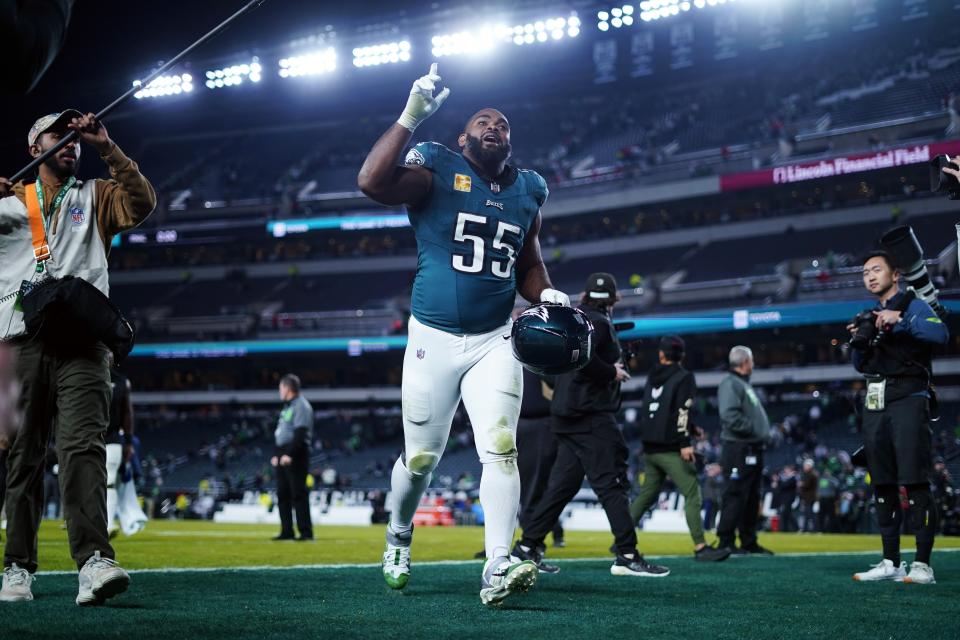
xmin=720 ymin=140 xmax=960 ymax=192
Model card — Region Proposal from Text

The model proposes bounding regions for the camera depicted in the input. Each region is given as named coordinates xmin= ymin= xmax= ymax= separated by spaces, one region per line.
xmin=848 ymin=290 xmax=916 ymax=351
xmin=930 ymin=155 xmax=960 ymax=199
xmin=848 ymin=309 xmax=879 ymax=350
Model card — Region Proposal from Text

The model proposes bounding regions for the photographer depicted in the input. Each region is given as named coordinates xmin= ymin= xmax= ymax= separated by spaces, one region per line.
xmin=0 ymin=111 xmax=155 ymax=605
xmin=849 ymin=251 xmax=948 ymax=585
xmin=514 ymin=273 xmax=669 ymax=578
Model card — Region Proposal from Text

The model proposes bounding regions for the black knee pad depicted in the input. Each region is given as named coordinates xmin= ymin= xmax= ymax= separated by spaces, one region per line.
xmin=906 ymin=486 xmax=936 ymax=530
xmin=874 ymin=486 xmax=899 ymax=527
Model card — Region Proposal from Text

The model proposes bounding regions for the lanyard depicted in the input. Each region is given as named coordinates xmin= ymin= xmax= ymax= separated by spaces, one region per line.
xmin=28 ymin=177 xmax=76 ymax=273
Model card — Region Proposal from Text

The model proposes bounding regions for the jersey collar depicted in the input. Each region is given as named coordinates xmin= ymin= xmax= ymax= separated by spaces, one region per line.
xmin=462 ymin=156 xmax=518 ymax=193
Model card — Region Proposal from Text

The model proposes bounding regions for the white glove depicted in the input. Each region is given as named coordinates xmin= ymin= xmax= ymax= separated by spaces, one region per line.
xmin=540 ymin=288 xmax=570 ymax=307
xmin=397 ymin=63 xmax=451 ymax=132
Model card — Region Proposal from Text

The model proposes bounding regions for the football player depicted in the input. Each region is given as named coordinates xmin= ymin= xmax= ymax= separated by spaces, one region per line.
xmin=358 ymin=64 xmax=569 ymax=606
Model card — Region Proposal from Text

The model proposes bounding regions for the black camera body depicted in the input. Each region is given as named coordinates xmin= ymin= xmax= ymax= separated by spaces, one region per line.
xmin=848 ymin=290 xmax=915 ymax=351
xmin=849 ymin=309 xmax=880 ymax=350
xmin=930 ymin=154 xmax=960 ymax=199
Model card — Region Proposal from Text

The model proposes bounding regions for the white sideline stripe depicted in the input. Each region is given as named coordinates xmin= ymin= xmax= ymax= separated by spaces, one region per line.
xmin=34 ymin=547 xmax=960 ymax=576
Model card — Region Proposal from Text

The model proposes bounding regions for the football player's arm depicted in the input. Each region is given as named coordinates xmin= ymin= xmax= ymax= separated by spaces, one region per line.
xmin=515 ymin=213 xmax=553 ymax=303
xmin=357 ymin=123 xmax=432 ymax=207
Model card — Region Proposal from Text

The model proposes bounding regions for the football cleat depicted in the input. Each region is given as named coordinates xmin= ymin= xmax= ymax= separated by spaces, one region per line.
xmin=903 ymin=561 xmax=935 ymax=585
xmin=382 ymin=525 xmax=412 ymax=590
xmin=480 ymin=557 xmax=538 ymax=606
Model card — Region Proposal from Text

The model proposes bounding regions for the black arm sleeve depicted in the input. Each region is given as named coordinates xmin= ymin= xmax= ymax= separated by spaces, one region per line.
xmin=578 ymin=320 xmax=618 ymax=382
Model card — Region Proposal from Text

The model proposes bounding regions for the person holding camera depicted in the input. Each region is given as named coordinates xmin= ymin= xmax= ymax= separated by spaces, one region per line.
xmin=849 ymin=251 xmax=948 ymax=584
xmin=716 ymin=345 xmax=774 ymax=556
xmin=513 ymin=273 xmax=670 ymax=578
xmin=0 ymin=111 xmax=155 ymax=605
xmin=629 ymin=336 xmax=730 ymax=562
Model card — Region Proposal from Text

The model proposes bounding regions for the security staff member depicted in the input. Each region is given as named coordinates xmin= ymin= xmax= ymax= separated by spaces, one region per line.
xmin=629 ymin=336 xmax=730 ymax=562
xmin=0 ymin=111 xmax=155 ymax=605
xmin=514 ymin=273 xmax=669 ymax=577
xmin=716 ymin=345 xmax=773 ymax=556
xmin=850 ymin=251 xmax=948 ymax=584
xmin=271 ymin=374 xmax=314 ymax=542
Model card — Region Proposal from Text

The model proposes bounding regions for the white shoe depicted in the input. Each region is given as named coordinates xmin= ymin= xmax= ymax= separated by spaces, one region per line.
xmin=853 ymin=559 xmax=907 ymax=582
xmin=903 ymin=561 xmax=936 ymax=585
xmin=76 ymin=551 xmax=130 ymax=606
xmin=0 ymin=564 xmax=34 ymax=602
xmin=382 ymin=526 xmax=412 ymax=590
xmin=479 ymin=556 xmax=538 ymax=606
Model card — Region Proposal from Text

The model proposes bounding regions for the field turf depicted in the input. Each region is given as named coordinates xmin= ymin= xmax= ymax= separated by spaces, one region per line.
xmin=4 ymin=520 xmax=959 ymax=639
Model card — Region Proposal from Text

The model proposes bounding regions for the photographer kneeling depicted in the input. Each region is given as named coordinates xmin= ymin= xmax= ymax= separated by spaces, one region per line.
xmin=849 ymin=251 xmax=948 ymax=585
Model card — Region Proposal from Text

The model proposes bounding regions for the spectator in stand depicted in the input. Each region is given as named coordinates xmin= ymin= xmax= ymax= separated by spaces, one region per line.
xmin=799 ymin=459 xmax=819 ymax=532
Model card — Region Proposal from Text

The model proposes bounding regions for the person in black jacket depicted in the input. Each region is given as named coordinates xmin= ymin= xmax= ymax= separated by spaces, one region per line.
xmin=270 ymin=374 xmax=314 ymax=542
xmin=514 ymin=273 xmax=669 ymax=578
xmin=629 ymin=336 xmax=729 ymax=562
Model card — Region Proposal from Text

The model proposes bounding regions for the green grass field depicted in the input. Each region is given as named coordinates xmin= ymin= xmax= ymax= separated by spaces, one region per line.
xmin=6 ymin=520 xmax=960 ymax=639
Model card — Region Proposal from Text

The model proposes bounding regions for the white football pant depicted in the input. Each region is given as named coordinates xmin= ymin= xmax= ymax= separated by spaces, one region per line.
xmin=105 ymin=443 xmax=122 ymax=530
xmin=390 ymin=315 xmax=523 ymax=560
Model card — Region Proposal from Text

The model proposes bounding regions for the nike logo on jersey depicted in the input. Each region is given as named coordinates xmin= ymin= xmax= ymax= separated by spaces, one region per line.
xmin=486 ymin=199 xmax=504 ymax=210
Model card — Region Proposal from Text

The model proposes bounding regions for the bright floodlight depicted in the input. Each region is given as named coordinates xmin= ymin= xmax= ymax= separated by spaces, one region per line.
xmin=133 ymin=72 xmax=194 ymax=100
xmin=598 ymin=4 xmax=638 ymax=29
xmin=353 ymin=40 xmax=412 ymax=67
xmin=204 ymin=57 xmax=262 ymax=90
xmin=640 ymin=0 xmax=729 ymax=21
xmin=431 ymin=12 xmax=579 ymax=56
xmin=279 ymin=48 xmax=337 ymax=78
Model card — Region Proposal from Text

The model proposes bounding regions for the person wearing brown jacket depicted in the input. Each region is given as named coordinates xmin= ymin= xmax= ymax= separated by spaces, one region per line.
xmin=0 ymin=110 xmax=155 ymax=606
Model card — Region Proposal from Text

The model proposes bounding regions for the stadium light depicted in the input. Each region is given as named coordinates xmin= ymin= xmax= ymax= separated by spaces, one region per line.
xmin=431 ymin=26 xmax=512 ymax=57
xmin=597 ymin=5 xmax=635 ymax=30
xmin=639 ymin=0 xmax=731 ymax=22
xmin=204 ymin=57 xmax=262 ymax=90
xmin=353 ymin=40 xmax=411 ymax=67
xmin=279 ymin=48 xmax=337 ymax=77
xmin=132 ymin=73 xmax=193 ymax=100
xmin=431 ymin=13 xmax=580 ymax=57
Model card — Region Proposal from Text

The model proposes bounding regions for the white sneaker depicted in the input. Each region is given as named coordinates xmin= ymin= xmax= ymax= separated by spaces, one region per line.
xmin=479 ymin=556 xmax=538 ymax=606
xmin=853 ymin=559 xmax=907 ymax=582
xmin=903 ymin=561 xmax=936 ymax=585
xmin=76 ymin=551 xmax=130 ymax=606
xmin=382 ymin=526 xmax=412 ymax=590
xmin=0 ymin=564 xmax=34 ymax=602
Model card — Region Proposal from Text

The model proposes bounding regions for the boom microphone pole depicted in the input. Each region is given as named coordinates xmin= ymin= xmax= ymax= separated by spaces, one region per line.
xmin=9 ymin=0 xmax=268 ymax=184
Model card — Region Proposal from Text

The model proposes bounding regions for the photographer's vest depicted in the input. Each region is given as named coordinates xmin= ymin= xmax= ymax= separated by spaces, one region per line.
xmin=0 ymin=180 xmax=107 ymax=340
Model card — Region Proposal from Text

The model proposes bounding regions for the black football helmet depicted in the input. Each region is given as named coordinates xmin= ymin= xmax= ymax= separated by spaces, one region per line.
xmin=511 ymin=303 xmax=594 ymax=375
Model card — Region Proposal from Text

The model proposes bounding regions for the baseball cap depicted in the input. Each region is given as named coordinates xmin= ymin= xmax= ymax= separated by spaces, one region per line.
xmin=659 ymin=335 xmax=685 ymax=361
xmin=27 ymin=109 xmax=84 ymax=147
xmin=584 ymin=272 xmax=619 ymax=300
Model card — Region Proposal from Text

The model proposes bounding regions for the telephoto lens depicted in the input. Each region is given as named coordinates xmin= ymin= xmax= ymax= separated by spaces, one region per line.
xmin=879 ymin=225 xmax=947 ymax=319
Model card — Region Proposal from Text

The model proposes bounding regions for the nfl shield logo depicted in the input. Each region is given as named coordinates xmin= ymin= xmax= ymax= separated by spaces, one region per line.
xmin=416 ymin=348 xmax=425 ymax=360
xmin=69 ymin=207 xmax=84 ymax=225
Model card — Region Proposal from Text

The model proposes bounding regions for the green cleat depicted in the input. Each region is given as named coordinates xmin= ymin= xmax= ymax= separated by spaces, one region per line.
xmin=382 ymin=526 xmax=412 ymax=590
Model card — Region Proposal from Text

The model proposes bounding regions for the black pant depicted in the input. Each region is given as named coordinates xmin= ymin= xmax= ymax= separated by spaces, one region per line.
xmin=516 ymin=416 xmax=563 ymax=542
xmin=717 ymin=440 xmax=764 ymax=550
xmin=276 ymin=452 xmax=312 ymax=538
xmin=861 ymin=395 xmax=931 ymax=486
xmin=521 ymin=413 xmax=636 ymax=555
